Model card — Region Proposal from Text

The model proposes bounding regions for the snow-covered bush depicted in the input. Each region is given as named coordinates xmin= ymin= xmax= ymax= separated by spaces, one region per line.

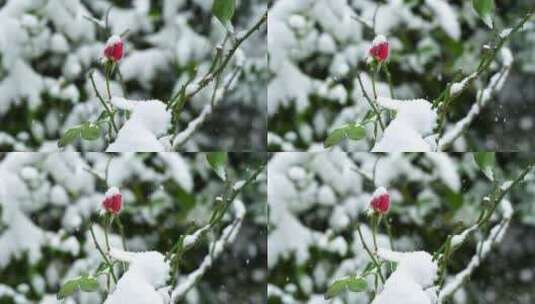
xmin=267 ymin=151 xmax=535 ymax=303
xmin=0 ymin=0 xmax=267 ymax=152
xmin=268 ymin=0 xmax=535 ymax=151
xmin=0 ymin=152 xmax=266 ymax=303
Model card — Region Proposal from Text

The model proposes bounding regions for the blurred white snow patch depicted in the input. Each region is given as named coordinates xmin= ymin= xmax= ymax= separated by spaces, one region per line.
xmin=111 ymin=97 xmax=135 ymax=111
xmin=107 ymin=99 xmax=171 ymax=152
xmin=0 ymin=208 xmax=46 ymax=268
xmin=373 ymin=249 xmax=438 ymax=304
xmin=0 ymin=60 xmax=45 ymax=114
xmin=44 ymin=0 xmax=96 ymax=42
xmin=105 ymin=249 xmax=170 ymax=304
xmin=157 ymin=153 xmax=193 ymax=192
xmin=310 ymin=1 xmax=355 ymax=42
xmin=427 ymin=153 xmax=461 ymax=191
xmin=120 ymin=49 xmax=172 ymax=88
xmin=372 ymin=97 xmax=437 ymax=152
xmin=268 ymin=55 xmax=315 ymax=116
xmin=425 ymin=0 xmax=461 ymax=40
xmin=358 ymin=0 xmax=428 ymax=35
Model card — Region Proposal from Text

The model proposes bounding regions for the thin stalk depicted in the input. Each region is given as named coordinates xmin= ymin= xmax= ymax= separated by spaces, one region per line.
xmin=89 ymin=73 xmax=119 ymax=134
xmin=89 ymin=224 xmax=117 ymax=283
xmin=372 ymin=215 xmax=379 ymax=251
xmin=356 ymin=224 xmax=385 ymax=284
xmin=384 ymin=64 xmax=394 ymax=99
xmin=105 ymin=63 xmax=112 ymax=100
xmin=357 ymin=74 xmax=385 ymax=131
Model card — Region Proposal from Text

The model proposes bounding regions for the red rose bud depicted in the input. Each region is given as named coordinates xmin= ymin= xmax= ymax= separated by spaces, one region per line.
xmin=102 ymin=187 xmax=122 ymax=215
xmin=369 ymin=35 xmax=389 ymax=62
xmin=370 ymin=187 xmax=390 ymax=214
xmin=103 ymin=35 xmax=124 ymax=63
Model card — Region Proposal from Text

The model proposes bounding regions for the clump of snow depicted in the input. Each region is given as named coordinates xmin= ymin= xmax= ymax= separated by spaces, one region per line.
xmin=450 ymin=225 xmax=478 ymax=248
xmin=105 ymin=186 xmax=120 ymax=198
xmin=426 ymin=153 xmax=461 ymax=191
xmin=372 ymin=35 xmax=387 ymax=45
xmin=105 ymin=249 xmax=170 ymax=304
xmin=373 ymin=249 xmax=438 ymax=304
xmin=372 ymin=186 xmax=388 ymax=198
xmin=372 ymin=97 xmax=437 ymax=152
xmin=499 ymin=28 xmax=513 ymax=38
xmin=425 ymin=0 xmax=461 ymax=40
xmin=107 ymin=99 xmax=171 ymax=152
xmin=110 ymin=96 xmax=135 ymax=111
xmin=105 ymin=35 xmax=122 ymax=47
xmin=450 ymin=73 xmax=477 ymax=96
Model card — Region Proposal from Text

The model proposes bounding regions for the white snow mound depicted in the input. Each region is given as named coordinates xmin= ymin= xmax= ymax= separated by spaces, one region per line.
xmin=104 ymin=248 xmax=170 ymax=304
xmin=107 ymin=99 xmax=171 ymax=152
xmin=372 ymin=97 xmax=437 ymax=152
xmin=372 ymin=249 xmax=438 ymax=304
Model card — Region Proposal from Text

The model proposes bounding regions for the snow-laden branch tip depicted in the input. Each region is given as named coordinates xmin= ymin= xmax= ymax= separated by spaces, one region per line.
xmin=437 ymin=200 xmax=514 ymax=302
xmin=170 ymin=199 xmax=246 ymax=302
xmin=438 ymin=47 xmax=513 ymax=150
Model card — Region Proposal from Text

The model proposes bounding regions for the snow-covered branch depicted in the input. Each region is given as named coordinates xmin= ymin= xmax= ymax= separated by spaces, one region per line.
xmin=170 ymin=199 xmax=246 ymax=302
xmin=170 ymin=64 xmax=243 ymax=150
xmin=437 ymin=200 xmax=514 ymax=302
xmin=438 ymin=48 xmax=513 ymax=150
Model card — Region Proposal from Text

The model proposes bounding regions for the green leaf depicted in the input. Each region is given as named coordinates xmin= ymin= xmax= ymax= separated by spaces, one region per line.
xmin=361 ymin=262 xmax=376 ymax=275
xmin=346 ymin=125 xmax=366 ymax=140
xmin=206 ymin=152 xmax=228 ymax=180
xmin=346 ymin=277 xmax=367 ymax=292
xmin=324 ymin=128 xmax=346 ymax=148
xmin=58 ymin=127 xmax=81 ymax=148
xmin=57 ymin=275 xmax=100 ymax=300
xmin=324 ymin=276 xmax=367 ymax=300
xmin=324 ymin=124 xmax=366 ymax=148
xmin=95 ymin=262 xmax=108 ymax=276
xmin=324 ymin=279 xmax=347 ymax=300
xmin=79 ymin=277 xmax=99 ymax=292
xmin=57 ymin=279 xmax=80 ymax=300
xmin=212 ymin=0 xmax=235 ymax=25
xmin=474 ymin=152 xmax=495 ymax=180
xmin=472 ymin=0 xmax=494 ymax=28
xmin=81 ymin=123 xmax=101 ymax=141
